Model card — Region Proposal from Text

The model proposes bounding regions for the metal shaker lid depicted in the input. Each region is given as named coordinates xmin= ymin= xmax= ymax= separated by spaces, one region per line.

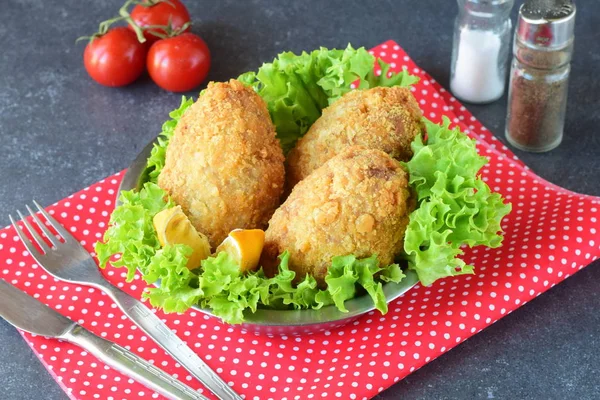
xmin=517 ymin=0 xmax=576 ymax=49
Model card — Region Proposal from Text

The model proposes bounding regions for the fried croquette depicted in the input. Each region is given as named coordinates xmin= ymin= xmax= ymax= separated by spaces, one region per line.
xmin=261 ymin=146 xmax=415 ymax=287
xmin=158 ymin=79 xmax=285 ymax=248
xmin=286 ymin=86 xmax=424 ymax=190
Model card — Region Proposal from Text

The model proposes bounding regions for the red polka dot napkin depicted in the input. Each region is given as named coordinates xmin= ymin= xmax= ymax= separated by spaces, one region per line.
xmin=2 ymin=40 xmax=599 ymax=400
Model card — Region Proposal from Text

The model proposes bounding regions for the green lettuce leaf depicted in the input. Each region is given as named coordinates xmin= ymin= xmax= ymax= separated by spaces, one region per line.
xmin=143 ymin=245 xmax=204 ymax=314
xmin=324 ymin=255 xmax=405 ymax=313
xmin=238 ymin=44 xmax=419 ymax=152
xmin=380 ymin=263 xmax=405 ymax=283
xmin=95 ymin=182 xmax=174 ymax=281
xmin=267 ymin=252 xmax=322 ymax=309
xmin=359 ymin=58 xmax=420 ymax=90
xmin=322 ymin=255 xmax=359 ymax=312
xmin=403 ymin=117 xmax=512 ymax=286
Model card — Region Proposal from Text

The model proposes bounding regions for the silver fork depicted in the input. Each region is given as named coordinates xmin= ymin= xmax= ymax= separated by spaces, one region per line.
xmin=10 ymin=201 xmax=242 ymax=400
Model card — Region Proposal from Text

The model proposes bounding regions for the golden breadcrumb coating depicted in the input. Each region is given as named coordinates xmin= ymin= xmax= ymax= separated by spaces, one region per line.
xmin=262 ymin=146 xmax=415 ymax=287
xmin=286 ymin=86 xmax=424 ymax=190
xmin=158 ymin=79 xmax=285 ymax=248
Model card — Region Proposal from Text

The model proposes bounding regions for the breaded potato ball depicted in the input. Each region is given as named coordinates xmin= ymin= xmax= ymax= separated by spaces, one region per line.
xmin=158 ymin=79 xmax=285 ymax=248
xmin=261 ymin=146 xmax=414 ymax=287
xmin=286 ymin=86 xmax=424 ymax=190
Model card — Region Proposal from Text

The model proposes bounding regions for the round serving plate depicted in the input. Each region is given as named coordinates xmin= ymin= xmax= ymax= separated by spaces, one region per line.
xmin=117 ymin=137 xmax=419 ymax=335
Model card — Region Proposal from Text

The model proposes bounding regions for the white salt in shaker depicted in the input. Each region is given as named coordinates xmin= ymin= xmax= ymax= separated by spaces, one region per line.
xmin=450 ymin=0 xmax=514 ymax=104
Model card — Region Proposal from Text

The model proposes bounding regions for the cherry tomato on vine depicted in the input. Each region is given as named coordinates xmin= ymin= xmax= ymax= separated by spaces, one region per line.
xmin=130 ymin=0 xmax=191 ymax=44
xmin=147 ymin=33 xmax=211 ymax=92
xmin=83 ymin=27 xmax=146 ymax=87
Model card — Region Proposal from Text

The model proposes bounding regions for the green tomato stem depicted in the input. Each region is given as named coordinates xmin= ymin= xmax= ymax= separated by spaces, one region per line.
xmin=119 ymin=0 xmax=146 ymax=43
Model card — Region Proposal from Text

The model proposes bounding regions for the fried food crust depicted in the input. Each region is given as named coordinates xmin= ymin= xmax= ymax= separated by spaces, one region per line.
xmin=286 ymin=86 xmax=424 ymax=190
xmin=158 ymin=79 xmax=285 ymax=248
xmin=262 ymin=146 xmax=414 ymax=287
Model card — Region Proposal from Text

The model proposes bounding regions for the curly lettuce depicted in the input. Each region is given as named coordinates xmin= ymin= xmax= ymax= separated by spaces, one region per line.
xmin=95 ymin=46 xmax=511 ymax=323
xmin=95 ymin=184 xmax=405 ymax=324
xmin=95 ymin=182 xmax=174 ymax=281
xmin=403 ymin=118 xmax=512 ymax=286
xmin=238 ymin=44 xmax=419 ymax=152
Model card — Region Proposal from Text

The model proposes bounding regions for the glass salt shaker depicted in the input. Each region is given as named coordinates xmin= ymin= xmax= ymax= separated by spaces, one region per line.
xmin=450 ymin=0 xmax=515 ymax=104
xmin=505 ymin=0 xmax=576 ymax=152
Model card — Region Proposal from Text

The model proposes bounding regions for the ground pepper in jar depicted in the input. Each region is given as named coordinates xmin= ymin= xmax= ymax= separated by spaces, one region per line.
xmin=505 ymin=0 xmax=576 ymax=153
xmin=506 ymin=66 xmax=569 ymax=151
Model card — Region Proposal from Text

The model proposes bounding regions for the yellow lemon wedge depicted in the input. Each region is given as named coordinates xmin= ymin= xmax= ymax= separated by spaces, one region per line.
xmin=215 ymin=229 xmax=265 ymax=273
xmin=153 ymin=206 xmax=211 ymax=269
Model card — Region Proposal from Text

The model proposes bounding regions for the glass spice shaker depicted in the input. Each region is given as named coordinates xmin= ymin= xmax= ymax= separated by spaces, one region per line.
xmin=450 ymin=0 xmax=515 ymax=104
xmin=505 ymin=0 xmax=576 ymax=152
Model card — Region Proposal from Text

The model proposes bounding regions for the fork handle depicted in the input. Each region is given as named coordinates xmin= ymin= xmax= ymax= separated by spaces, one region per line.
xmin=101 ymin=284 xmax=242 ymax=400
xmin=62 ymin=325 xmax=207 ymax=400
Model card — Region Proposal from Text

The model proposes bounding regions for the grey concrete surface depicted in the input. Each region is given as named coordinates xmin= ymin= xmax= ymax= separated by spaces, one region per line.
xmin=0 ymin=1 xmax=598 ymax=399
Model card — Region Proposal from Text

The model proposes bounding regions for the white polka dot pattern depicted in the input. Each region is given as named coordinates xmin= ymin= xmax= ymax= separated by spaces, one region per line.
xmin=2 ymin=40 xmax=599 ymax=400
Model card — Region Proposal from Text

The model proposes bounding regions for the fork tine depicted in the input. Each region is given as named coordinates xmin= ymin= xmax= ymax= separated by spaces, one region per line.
xmin=25 ymin=205 xmax=60 ymax=247
xmin=11 ymin=212 xmax=50 ymax=254
xmin=32 ymin=200 xmax=73 ymax=242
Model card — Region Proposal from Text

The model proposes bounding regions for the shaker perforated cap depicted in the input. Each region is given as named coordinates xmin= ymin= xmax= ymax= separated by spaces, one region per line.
xmin=517 ymin=0 xmax=576 ymax=48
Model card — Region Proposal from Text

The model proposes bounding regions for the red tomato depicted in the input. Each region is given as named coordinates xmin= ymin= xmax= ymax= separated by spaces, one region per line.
xmin=130 ymin=0 xmax=191 ymax=44
xmin=147 ymin=33 xmax=211 ymax=92
xmin=83 ymin=27 xmax=146 ymax=87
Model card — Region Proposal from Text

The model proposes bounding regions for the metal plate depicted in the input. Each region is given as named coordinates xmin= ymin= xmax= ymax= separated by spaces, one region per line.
xmin=117 ymin=137 xmax=418 ymax=335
